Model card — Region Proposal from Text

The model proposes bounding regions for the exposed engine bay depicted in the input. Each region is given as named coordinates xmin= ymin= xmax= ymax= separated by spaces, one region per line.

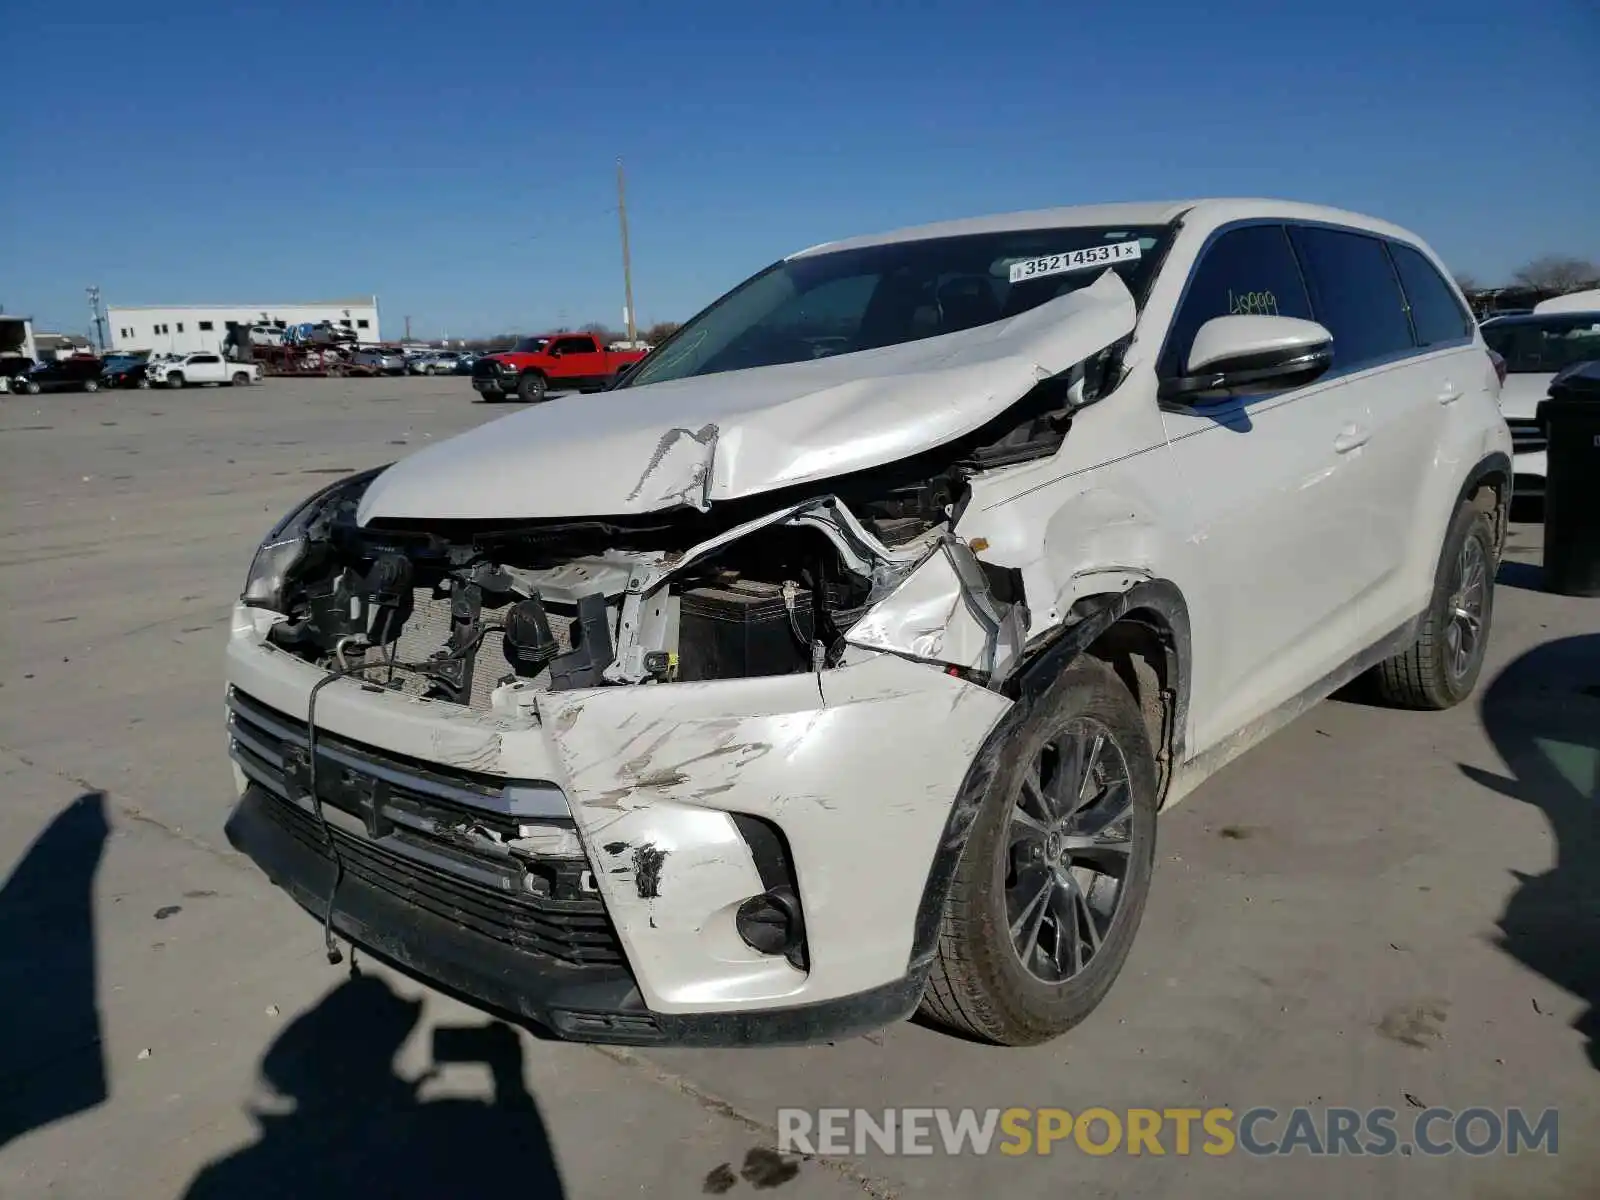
xmin=250 ymin=389 xmax=1095 ymax=709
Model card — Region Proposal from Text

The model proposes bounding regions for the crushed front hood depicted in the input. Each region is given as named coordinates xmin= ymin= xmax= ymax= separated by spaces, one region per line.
xmin=358 ymin=271 xmax=1136 ymax=523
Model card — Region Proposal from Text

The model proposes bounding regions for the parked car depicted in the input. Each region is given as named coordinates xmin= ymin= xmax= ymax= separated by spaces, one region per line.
xmin=147 ymin=352 xmax=262 ymax=388
xmin=1479 ymin=310 xmax=1600 ymax=496
xmin=102 ymin=358 xmax=153 ymax=389
xmin=0 ymin=356 xmax=38 ymax=392
xmin=223 ymin=199 xmax=1510 ymax=1049
xmin=453 ymin=353 xmax=480 ymax=375
xmin=9 ymin=356 xmax=106 ymax=394
xmin=470 ymin=333 xmax=649 ymax=401
xmin=411 ymin=351 xmax=467 ymax=375
xmin=350 ymin=348 xmax=407 ymax=375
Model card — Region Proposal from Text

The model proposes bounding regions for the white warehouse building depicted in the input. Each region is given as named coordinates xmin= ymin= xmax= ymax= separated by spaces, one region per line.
xmin=107 ymin=296 xmax=381 ymax=356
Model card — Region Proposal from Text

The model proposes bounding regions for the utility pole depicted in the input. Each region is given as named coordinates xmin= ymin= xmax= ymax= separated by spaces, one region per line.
xmin=86 ymin=286 xmax=106 ymax=352
xmin=403 ymin=315 xmax=412 ymax=343
xmin=617 ymin=158 xmax=637 ymax=344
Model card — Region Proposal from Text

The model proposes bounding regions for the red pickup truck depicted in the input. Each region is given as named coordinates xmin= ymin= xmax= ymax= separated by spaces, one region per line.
xmin=470 ymin=333 xmax=649 ymax=403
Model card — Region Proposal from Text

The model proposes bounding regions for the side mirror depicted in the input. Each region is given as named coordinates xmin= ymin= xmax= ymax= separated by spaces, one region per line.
xmin=1160 ymin=315 xmax=1333 ymax=402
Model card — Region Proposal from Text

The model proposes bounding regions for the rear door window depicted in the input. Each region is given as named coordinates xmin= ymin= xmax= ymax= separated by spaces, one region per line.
xmin=1287 ymin=226 xmax=1413 ymax=371
xmin=1389 ymin=243 xmax=1473 ymax=347
xmin=1160 ymin=224 xmax=1314 ymax=378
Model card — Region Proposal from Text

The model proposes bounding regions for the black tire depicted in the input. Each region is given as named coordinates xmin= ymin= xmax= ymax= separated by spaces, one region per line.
xmin=232 ymin=372 xmax=250 ymax=386
xmin=479 ymin=388 xmax=505 ymax=403
xmin=83 ymin=378 xmax=99 ymax=393
xmin=920 ymin=657 xmax=1159 ymax=1045
xmin=24 ymin=380 xmax=41 ymax=395
xmin=137 ymin=377 xmax=151 ymax=389
xmin=516 ymin=372 xmax=548 ymax=403
xmin=167 ymin=372 xmax=185 ymax=389
xmin=1371 ymin=499 xmax=1496 ymax=709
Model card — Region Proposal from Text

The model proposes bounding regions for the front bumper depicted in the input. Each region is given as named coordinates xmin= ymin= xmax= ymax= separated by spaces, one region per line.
xmin=224 ymin=607 xmax=1009 ymax=1042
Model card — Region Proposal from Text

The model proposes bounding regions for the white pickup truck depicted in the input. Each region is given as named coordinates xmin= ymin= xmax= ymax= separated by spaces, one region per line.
xmin=147 ymin=353 xmax=261 ymax=388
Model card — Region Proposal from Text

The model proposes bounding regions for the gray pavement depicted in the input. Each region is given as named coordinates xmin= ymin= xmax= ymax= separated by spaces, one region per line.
xmin=2 ymin=377 xmax=1595 ymax=1198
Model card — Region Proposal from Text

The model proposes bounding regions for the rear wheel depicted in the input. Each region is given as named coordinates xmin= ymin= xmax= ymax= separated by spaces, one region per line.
xmin=516 ymin=372 xmax=548 ymax=403
xmin=1371 ymin=498 xmax=1496 ymax=709
xmin=83 ymin=378 xmax=100 ymax=393
xmin=24 ymin=380 xmax=41 ymax=395
xmin=137 ymin=377 xmax=151 ymax=389
xmin=920 ymin=657 xmax=1159 ymax=1045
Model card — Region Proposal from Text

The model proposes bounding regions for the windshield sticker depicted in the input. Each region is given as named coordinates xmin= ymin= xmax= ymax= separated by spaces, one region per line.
xmin=1008 ymin=240 xmax=1142 ymax=284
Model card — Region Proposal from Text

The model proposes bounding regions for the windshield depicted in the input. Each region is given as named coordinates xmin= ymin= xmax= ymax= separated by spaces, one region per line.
xmin=513 ymin=337 xmax=549 ymax=354
xmin=623 ymin=223 xmax=1171 ymax=388
xmin=1482 ymin=314 xmax=1600 ymax=373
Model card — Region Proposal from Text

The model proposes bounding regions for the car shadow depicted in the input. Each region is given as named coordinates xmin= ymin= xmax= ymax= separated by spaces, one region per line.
xmin=1462 ymin=633 xmax=1600 ymax=1072
xmin=181 ymin=970 xmax=566 ymax=1198
xmin=0 ymin=791 xmax=111 ymax=1149
xmin=1495 ymin=560 xmax=1545 ymax=592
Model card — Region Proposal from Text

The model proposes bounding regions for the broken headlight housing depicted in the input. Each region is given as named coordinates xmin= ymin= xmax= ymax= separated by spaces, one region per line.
xmin=241 ymin=466 xmax=387 ymax=611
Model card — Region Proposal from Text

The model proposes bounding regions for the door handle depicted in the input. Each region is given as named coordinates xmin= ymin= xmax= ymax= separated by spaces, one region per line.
xmin=1333 ymin=424 xmax=1371 ymax=454
xmin=1437 ymin=381 xmax=1461 ymax=405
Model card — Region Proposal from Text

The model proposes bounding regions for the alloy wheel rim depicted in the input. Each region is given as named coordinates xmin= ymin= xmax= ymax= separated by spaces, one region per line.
xmin=1445 ymin=536 xmax=1487 ymax=681
xmin=1003 ymin=717 xmax=1135 ymax=984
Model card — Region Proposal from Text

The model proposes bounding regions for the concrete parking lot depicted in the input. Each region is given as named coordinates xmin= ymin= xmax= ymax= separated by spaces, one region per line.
xmin=2 ymin=376 xmax=1596 ymax=1199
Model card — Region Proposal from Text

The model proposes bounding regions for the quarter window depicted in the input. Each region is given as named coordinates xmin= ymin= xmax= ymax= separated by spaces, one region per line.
xmin=1389 ymin=243 xmax=1472 ymax=347
xmin=1288 ymin=226 xmax=1413 ymax=370
xmin=1161 ymin=224 xmax=1313 ymax=378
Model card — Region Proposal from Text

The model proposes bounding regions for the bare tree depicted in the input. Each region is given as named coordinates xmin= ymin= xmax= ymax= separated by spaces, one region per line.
xmin=1453 ymin=272 xmax=1481 ymax=294
xmin=642 ymin=321 xmax=681 ymax=345
xmin=1512 ymin=255 xmax=1599 ymax=294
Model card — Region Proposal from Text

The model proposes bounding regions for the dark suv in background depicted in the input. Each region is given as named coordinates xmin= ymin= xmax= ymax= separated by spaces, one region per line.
xmin=7 ymin=356 xmax=106 ymax=395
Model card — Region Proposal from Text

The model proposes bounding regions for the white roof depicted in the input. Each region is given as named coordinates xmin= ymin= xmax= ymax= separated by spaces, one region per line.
xmin=107 ymin=297 xmax=376 ymax=312
xmin=791 ymin=198 xmax=1423 ymax=258
xmin=1533 ymin=288 xmax=1600 ymax=315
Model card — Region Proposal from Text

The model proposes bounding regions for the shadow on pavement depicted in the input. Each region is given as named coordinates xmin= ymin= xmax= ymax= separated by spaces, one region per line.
xmin=1463 ymin=633 xmax=1600 ymax=1072
xmin=182 ymin=971 xmax=565 ymax=1198
xmin=0 ymin=791 xmax=110 ymax=1149
xmin=1494 ymin=559 xmax=1545 ymax=592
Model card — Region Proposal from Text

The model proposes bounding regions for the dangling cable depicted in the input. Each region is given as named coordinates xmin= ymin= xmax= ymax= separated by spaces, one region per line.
xmin=300 ymin=620 xmax=484 ymax=965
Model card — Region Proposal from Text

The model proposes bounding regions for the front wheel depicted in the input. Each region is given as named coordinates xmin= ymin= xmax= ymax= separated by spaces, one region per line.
xmin=1370 ymin=498 xmax=1496 ymax=709
xmin=167 ymin=373 xmax=185 ymax=389
xmin=24 ymin=380 xmax=41 ymax=395
xmin=920 ymin=657 xmax=1159 ymax=1045
xmin=232 ymin=372 xmax=250 ymax=386
xmin=516 ymin=372 xmax=548 ymax=403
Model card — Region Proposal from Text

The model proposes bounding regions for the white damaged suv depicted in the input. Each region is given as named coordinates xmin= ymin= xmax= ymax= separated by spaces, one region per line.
xmin=224 ymin=199 xmax=1511 ymax=1046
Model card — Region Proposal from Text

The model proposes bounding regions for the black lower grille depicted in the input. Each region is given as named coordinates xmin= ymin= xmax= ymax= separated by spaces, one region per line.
xmin=228 ymin=688 xmax=622 ymax=969
xmin=1507 ymin=417 xmax=1546 ymax=454
xmin=257 ymin=789 xmax=623 ymax=966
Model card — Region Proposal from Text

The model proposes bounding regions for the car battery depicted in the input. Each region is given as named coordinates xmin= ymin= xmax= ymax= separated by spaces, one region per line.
xmin=677 ymin=580 xmax=816 ymax=681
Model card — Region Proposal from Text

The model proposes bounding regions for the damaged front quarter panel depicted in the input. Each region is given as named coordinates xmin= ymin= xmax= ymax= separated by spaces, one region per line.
xmin=843 ymin=537 xmax=1029 ymax=683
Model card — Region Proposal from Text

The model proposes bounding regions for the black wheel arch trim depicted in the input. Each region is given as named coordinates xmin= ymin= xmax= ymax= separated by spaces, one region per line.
xmin=907 ymin=577 xmax=1192 ymax=972
xmin=1454 ymin=450 xmax=1512 ymax=558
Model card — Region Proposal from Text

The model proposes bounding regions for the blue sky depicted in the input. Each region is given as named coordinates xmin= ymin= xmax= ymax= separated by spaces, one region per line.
xmin=3 ymin=0 xmax=1595 ymax=339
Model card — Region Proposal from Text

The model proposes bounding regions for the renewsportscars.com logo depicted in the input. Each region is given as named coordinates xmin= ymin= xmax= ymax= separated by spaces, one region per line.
xmin=778 ymin=1106 xmax=1560 ymax=1158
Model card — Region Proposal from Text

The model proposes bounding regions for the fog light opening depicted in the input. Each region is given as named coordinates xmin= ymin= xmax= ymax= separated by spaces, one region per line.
xmin=735 ymin=887 xmax=804 ymax=959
